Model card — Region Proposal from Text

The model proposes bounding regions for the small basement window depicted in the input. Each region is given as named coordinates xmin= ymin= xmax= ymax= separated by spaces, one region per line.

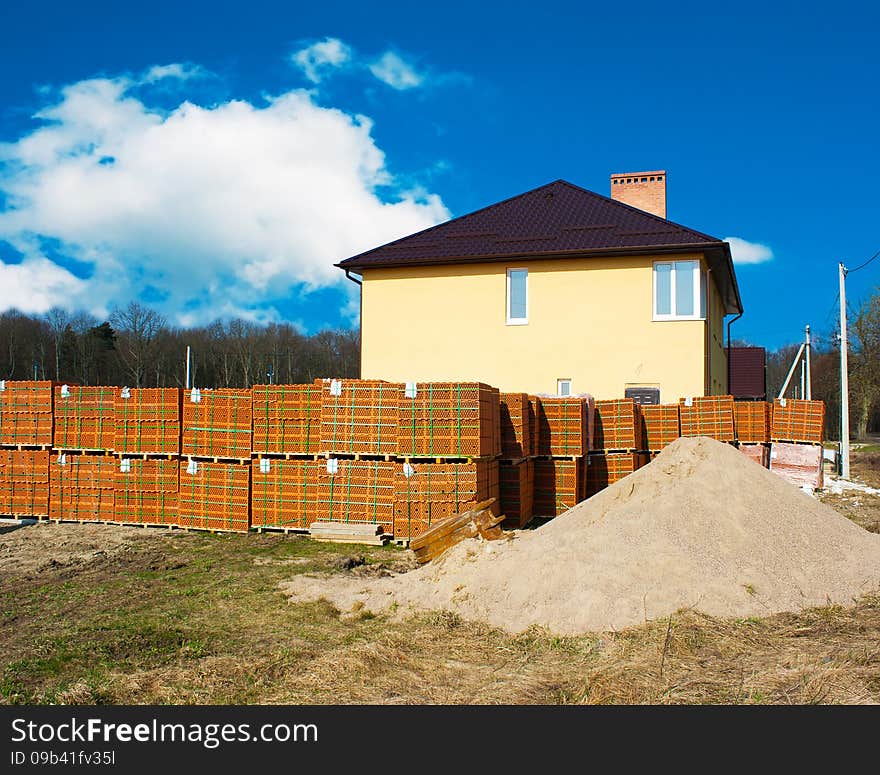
xmin=653 ymin=260 xmax=706 ymax=320
xmin=506 ymin=268 xmax=528 ymax=325
xmin=557 ymin=379 xmax=572 ymax=397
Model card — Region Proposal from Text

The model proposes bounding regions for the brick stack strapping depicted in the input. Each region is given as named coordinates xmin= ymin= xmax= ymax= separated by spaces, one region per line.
xmin=0 ymin=380 xmax=54 ymax=447
xmin=397 ymin=382 xmax=501 ymax=458
xmin=500 ymin=458 xmax=534 ymax=529
xmin=770 ymin=398 xmax=825 ymax=444
xmin=251 ymin=458 xmax=322 ymax=530
xmin=178 ymin=459 xmax=251 ymax=532
xmin=534 ymin=397 xmax=589 ymax=457
xmin=320 ymin=379 xmax=401 ymax=456
xmin=114 ymin=388 xmax=181 ymax=456
xmin=113 ymin=457 xmax=179 ymax=525
xmin=54 ymin=385 xmax=115 ymax=451
xmin=392 ymin=459 xmax=500 ymax=538
xmin=734 ymin=401 xmax=770 ymax=444
xmin=639 ymin=403 xmax=681 ymax=452
xmin=678 ymin=395 xmax=736 ymax=442
xmin=182 ymin=388 xmax=252 ymax=460
xmin=317 ymin=458 xmax=395 ymax=533
xmin=252 ymin=383 xmax=322 ymax=455
xmin=593 ymin=398 xmax=643 ymax=451
xmin=49 ymin=452 xmax=116 ymax=521
xmin=534 ymin=458 xmax=582 ymax=517
xmin=0 ymin=449 xmax=50 ymax=517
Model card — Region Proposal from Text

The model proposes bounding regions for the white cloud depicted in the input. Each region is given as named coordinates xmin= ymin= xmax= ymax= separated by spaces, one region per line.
xmin=725 ymin=236 xmax=774 ymax=265
xmin=141 ymin=63 xmax=205 ymax=84
xmin=0 ymin=256 xmax=87 ymax=315
xmin=0 ymin=74 xmax=449 ymax=323
xmin=369 ymin=51 xmax=424 ymax=90
xmin=291 ymin=38 xmax=352 ymax=83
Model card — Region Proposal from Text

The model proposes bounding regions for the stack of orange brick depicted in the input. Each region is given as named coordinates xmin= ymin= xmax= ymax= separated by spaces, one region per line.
xmin=397 ymin=382 xmax=500 ymax=458
xmin=0 ymin=380 xmax=54 ymax=447
xmin=584 ymin=452 xmax=647 ymax=497
xmin=584 ymin=398 xmax=649 ymax=497
xmin=735 ymin=401 xmax=771 ymax=468
xmin=113 ymin=458 xmax=178 ymax=525
xmin=499 ymin=392 xmax=533 ymax=529
xmin=393 ymin=459 xmax=500 ymax=538
xmin=531 ymin=396 xmax=593 ymax=517
xmin=114 ymin=388 xmax=181 ymax=456
xmin=0 ymin=449 xmax=50 ymax=518
xmin=769 ymin=398 xmax=825 ymax=490
xmin=54 ymin=385 xmax=115 ymax=451
xmin=252 ymin=383 xmax=322 ymax=455
xmin=318 ymin=458 xmax=396 ymax=533
xmin=178 ymin=459 xmax=251 ymax=532
xmin=640 ymin=403 xmax=680 ymax=454
xmin=49 ymin=452 xmax=115 ymax=521
xmin=534 ymin=457 xmax=582 ymax=517
xmin=182 ymin=388 xmax=252 ymax=460
xmin=251 ymin=458 xmax=322 ymax=530
xmin=320 ymin=379 xmax=400 ymax=456
xmin=679 ymin=395 xmax=736 ymax=442
xmin=499 ymin=458 xmax=534 ymax=529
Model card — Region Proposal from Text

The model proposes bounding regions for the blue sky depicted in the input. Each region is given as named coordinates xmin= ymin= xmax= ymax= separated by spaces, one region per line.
xmin=1 ymin=0 xmax=877 ymax=348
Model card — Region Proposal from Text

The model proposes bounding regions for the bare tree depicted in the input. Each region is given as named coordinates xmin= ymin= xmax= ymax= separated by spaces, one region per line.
xmin=44 ymin=307 xmax=70 ymax=380
xmin=110 ymin=302 xmax=167 ymax=387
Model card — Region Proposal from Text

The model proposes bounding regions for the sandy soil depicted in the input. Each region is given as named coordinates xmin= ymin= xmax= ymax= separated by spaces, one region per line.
xmin=281 ymin=437 xmax=880 ymax=634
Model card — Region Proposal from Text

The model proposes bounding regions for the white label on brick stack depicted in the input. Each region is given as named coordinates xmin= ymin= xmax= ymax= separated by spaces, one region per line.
xmin=329 ymin=379 xmax=342 ymax=396
xmin=120 ymin=459 xmax=131 ymax=473
xmin=779 ymin=397 xmax=787 ymax=407
xmin=186 ymin=458 xmax=198 ymax=475
xmin=0 ymin=380 xmax=5 ymax=391
xmin=190 ymin=388 xmax=201 ymax=403
xmin=121 ymin=386 xmax=131 ymax=399
xmin=60 ymin=384 xmax=70 ymax=398
xmin=403 ymin=462 xmax=416 ymax=478
xmin=57 ymin=453 xmax=67 ymax=466
xmin=326 ymin=458 xmax=339 ymax=474
xmin=405 ymin=382 xmax=418 ymax=399
xmin=259 ymin=458 xmax=271 ymax=474
xmin=684 ymin=396 xmax=693 ymax=407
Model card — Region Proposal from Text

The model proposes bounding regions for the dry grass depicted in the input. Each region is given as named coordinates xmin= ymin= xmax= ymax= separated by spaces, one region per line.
xmin=2 ymin=517 xmax=879 ymax=705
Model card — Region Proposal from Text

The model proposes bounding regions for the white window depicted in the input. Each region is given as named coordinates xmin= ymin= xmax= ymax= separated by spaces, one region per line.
xmin=557 ymin=379 xmax=572 ymax=397
xmin=506 ymin=268 xmax=528 ymax=324
xmin=653 ymin=260 xmax=706 ymax=320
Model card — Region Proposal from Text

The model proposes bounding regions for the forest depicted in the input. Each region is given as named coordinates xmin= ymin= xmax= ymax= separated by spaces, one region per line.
xmin=1 ymin=292 xmax=878 ymax=440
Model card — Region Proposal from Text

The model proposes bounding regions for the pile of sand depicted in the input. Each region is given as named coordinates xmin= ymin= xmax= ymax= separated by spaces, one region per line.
xmin=281 ymin=437 xmax=880 ymax=634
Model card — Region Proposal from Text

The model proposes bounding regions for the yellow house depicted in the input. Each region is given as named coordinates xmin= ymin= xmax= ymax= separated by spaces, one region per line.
xmin=337 ymin=173 xmax=743 ymax=402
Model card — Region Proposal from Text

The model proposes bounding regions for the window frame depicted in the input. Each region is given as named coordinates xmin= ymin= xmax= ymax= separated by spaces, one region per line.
xmin=506 ymin=267 xmax=529 ymax=325
xmin=652 ymin=259 xmax=706 ymax=321
xmin=557 ymin=379 xmax=572 ymax=397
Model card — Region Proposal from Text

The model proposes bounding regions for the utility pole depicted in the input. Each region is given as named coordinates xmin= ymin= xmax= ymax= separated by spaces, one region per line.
xmin=185 ymin=346 xmax=191 ymax=390
xmin=839 ymin=262 xmax=850 ymax=479
xmin=804 ymin=324 xmax=812 ymax=399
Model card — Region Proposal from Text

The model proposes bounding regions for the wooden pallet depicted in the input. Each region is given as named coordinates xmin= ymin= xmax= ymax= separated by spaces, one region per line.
xmin=409 ymin=498 xmax=504 ymax=564
xmin=309 ymin=521 xmax=387 ymax=545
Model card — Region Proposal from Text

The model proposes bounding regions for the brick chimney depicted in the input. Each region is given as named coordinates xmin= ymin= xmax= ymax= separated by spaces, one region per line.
xmin=610 ymin=170 xmax=667 ymax=219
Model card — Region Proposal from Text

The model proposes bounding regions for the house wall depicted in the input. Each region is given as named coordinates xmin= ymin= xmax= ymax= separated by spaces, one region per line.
xmin=359 ymin=253 xmax=724 ymax=401
xmin=707 ymin=270 xmax=728 ymax=395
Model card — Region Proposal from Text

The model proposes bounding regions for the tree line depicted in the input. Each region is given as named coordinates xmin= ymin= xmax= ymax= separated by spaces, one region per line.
xmin=1 ymin=289 xmax=878 ymax=439
xmin=0 ymin=302 xmax=359 ymax=389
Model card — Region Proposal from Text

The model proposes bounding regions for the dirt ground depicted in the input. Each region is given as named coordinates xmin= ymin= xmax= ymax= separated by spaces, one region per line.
xmin=1 ymin=449 xmax=879 ymax=706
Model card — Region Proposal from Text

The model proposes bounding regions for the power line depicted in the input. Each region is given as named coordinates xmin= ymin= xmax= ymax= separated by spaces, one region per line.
xmin=847 ymin=248 xmax=880 ymax=274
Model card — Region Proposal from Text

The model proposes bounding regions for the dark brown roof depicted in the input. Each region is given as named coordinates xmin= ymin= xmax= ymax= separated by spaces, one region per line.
xmin=337 ymin=179 xmax=743 ymax=314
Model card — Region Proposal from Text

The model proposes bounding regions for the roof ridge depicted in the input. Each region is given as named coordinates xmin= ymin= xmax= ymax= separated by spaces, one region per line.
xmin=552 ymin=179 xmax=721 ymax=243
xmin=345 ymin=179 xmax=567 ymax=258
